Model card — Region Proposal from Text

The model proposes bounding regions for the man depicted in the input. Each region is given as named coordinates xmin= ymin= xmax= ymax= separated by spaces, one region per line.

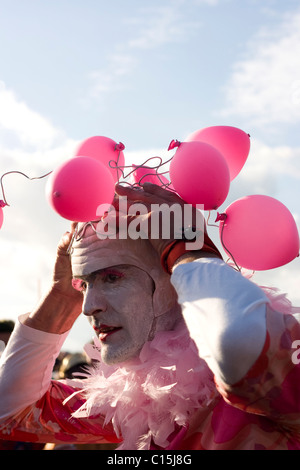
xmin=0 ymin=183 xmax=300 ymax=450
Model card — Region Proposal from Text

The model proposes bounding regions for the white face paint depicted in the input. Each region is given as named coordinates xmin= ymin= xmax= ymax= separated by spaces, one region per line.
xmin=71 ymin=228 xmax=182 ymax=364
xmin=74 ymin=265 xmax=158 ymax=364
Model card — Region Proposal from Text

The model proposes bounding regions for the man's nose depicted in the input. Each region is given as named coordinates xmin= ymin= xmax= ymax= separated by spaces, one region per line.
xmin=82 ymin=284 xmax=107 ymax=317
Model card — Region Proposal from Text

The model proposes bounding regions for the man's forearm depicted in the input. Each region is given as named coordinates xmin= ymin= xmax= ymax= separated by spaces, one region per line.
xmin=24 ymin=287 xmax=82 ymax=334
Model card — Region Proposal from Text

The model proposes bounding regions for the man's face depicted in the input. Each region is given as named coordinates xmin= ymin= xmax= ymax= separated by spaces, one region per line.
xmin=73 ymin=264 xmax=156 ymax=364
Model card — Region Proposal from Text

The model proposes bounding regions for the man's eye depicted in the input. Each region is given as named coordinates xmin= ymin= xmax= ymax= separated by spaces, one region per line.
xmin=105 ymin=273 xmax=120 ymax=283
xmin=101 ymin=270 xmax=124 ymax=283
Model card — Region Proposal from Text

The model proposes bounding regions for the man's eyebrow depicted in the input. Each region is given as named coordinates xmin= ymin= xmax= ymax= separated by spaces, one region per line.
xmin=72 ymin=270 xmax=100 ymax=281
xmin=72 ymin=273 xmax=91 ymax=281
xmin=73 ymin=267 xmax=125 ymax=280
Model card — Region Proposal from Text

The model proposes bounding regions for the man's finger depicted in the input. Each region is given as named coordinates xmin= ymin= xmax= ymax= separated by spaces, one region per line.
xmin=141 ymin=182 xmax=186 ymax=205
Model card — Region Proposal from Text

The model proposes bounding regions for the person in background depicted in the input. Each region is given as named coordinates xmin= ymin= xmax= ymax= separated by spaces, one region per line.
xmin=0 ymin=319 xmax=15 ymax=350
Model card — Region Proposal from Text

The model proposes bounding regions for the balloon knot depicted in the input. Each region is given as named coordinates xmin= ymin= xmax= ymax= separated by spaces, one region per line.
xmin=115 ymin=142 xmax=125 ymax=151
xmin=0 ymin=200 xmax=7 ymax=208
xmin=168 ymin=139 xmax=181 ymax=151
xmin=215 ymin=212 xmax=227 ymax=223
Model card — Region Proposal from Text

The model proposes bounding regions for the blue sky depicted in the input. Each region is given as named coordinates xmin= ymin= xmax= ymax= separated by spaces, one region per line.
xmin=0 ymin=0 xmax=300 ymax=351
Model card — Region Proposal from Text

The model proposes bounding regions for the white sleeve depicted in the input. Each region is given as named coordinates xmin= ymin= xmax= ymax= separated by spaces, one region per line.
xmin=171 ymin=258 xmax=269 ymax=385
xmin=0 ymin=314 xmax=69 ymax=421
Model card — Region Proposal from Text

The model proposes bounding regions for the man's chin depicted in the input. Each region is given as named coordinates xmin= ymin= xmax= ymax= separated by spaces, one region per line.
xmin=100 ymin=346 xmax=138 ymax=365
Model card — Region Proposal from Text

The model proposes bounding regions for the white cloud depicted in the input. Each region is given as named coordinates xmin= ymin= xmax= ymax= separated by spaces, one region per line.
xmin=0 ymin=81 xmax=79 ymax=183
xmin=218 ymin=137 xmax=300 ymax=222
xmin=127 ymin=5 xmax=198 ymax=50
xmin=241 ymin=138 xmax=300 ymax=182
xmin=253 ymin=260 xmax=300 ymax=307
xmin=0 ymin=81 xmax=66 ymax=150
xmin=221 ymin=8 xmax=300 ymax=126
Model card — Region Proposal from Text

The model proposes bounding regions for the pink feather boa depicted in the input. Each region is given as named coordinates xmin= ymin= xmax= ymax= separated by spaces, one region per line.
xmin=66 ymin=320 xmax=217 ymax=450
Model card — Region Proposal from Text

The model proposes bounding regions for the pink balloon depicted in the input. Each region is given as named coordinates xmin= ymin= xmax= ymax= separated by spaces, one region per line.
xmin=75 ymin=136 xmax=125 ymax=183
xmin=169 ymin=141 xmax=230 ymax=210
xmin=0 ymin=207 xmax=3 ymax=230
xmin=219 ymin=195 xmax=300 ymax=270
xmin=46 ymin=156 xmax=115 ymax=222
xmin=186 ymin=126 xmax=250 ymax=180
xmin=132 ymin=164 xmax=173 ymax=189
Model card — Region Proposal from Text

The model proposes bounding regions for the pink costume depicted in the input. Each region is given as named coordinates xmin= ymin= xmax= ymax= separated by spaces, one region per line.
xmin=1 ymin=257 xmax=300 ymax=450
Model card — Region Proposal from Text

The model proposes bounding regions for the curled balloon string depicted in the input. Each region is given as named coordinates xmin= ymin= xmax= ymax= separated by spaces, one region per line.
xmin=134 ymin=159 xmax=175 ymax=191
xmin=205 ymin=211 xmax=220 ymax=228
xmin=66 ymin=199 xmax=123 ymax=254
xmin=215 ymin=212 xmax=241 ymax=272
xmin=132 ymin=170 xmax=174 ymax=190
xmin=67 ymin=221 xmax=101 ymax=255
xmin=0 ymin=170 xmax=52 ymax=207
xmin=206 ymin=211 xmax=241 ymax=272
xmin=111 ymin=154 xmax=175 ymax=190
xmin=66 ymin=224 xmax=79 ymax=255
xmin=67 ymin=219 xmax=114 ymax=255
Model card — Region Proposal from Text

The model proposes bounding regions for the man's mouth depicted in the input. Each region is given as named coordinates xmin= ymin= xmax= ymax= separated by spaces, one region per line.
xmin=93 ymin=324 xmax=122 ymax=341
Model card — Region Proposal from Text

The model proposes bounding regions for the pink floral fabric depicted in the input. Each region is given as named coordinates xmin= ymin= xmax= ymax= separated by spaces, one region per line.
xmin=0 ymin=381 xmax=120 ymax=446
xmin=178 ymin=306 xmax=300 ymax=450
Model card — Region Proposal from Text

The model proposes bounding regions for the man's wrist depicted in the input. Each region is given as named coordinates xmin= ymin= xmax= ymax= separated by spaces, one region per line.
xmin=172 ymin=250 xmax=219 ymax=272
xmin=161 ymin=239 xmax=222 ymax=274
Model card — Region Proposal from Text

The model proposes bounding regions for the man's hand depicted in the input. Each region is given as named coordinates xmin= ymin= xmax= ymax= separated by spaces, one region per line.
xmin=24 ymin=224 xmax=83 ymax=334
xmin=52 ymin=223 xmax=80 ymax=298
xmin=116 ymin=183 xmax=205 ymax=256
xmin=115 ymin=182 xmax=204 ymax=257
xmin=114 ymin=183 xmax=221 ymax=272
